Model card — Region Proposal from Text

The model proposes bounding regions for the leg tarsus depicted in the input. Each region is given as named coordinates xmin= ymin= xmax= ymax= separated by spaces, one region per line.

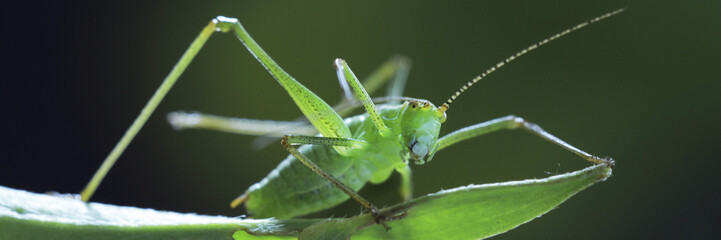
xmin=371 ymin=208 xmax=391 ymax=231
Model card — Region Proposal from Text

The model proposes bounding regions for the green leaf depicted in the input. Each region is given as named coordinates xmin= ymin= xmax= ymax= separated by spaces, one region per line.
xmin=0 ymin=185 xmax=315 ymax=239
xmin=344 ymin=163 xmax=612 ymax=239
xmin=0 ymin=164 xmax=611 ymax=240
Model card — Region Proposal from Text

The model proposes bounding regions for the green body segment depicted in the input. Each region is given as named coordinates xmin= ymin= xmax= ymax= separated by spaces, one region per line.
xmin=222 ymin=16 xmax=445 ymax=218
xmin=244 ymin=105 xmax=410 ymax=219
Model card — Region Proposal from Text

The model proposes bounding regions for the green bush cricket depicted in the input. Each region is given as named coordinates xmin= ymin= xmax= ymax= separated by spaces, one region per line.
xmin=79 ymin=8 xmax=623 ymax=228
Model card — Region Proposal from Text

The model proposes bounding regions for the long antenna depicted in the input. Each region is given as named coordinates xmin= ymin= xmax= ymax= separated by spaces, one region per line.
xmin=439 ymin=8 xmax=625 ymax=113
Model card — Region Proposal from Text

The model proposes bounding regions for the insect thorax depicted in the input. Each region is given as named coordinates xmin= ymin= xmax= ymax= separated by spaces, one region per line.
xmin=361 ymin=101 xmax=445 ymax=165
xmin=243 ymin=101 xmax=444 ymax=218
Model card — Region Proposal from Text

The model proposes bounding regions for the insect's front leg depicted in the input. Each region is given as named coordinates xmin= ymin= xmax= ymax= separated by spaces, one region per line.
xmin=437 ymin=115 xmax=613 ymax=166
xmin=280 ymin=134 xmax=391 ymax=230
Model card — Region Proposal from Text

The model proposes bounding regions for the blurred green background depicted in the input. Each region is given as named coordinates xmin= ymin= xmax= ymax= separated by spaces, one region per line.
xmin=2 ymin=0 xmax=719 ymax=239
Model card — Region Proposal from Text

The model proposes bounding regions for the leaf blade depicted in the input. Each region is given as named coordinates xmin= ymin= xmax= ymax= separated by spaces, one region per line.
xmin=0 ymin=185 xmax=314 ymax=239
xmin=0 ymin=163 xmax=612 ymax=240
xmin=348 ymin=163 xmax=612 ymax=239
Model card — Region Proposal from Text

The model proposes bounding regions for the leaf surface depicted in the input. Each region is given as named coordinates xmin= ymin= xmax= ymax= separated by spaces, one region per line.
xmin=348 ymin=164 xmax=612 ymax=239
xmin=0 ymin=164 xmax=611 ymax=240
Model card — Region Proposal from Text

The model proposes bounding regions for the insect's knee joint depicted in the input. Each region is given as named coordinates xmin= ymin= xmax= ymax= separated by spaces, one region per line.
xmin=507 ymin=115 xmax=526 ymax=128
xmin=280 ymin=135 xmax=291 ymax=147
xmin=592 ymin=156 xmax=615 ymax=168
xmin=604 ymin=157 xmax=616 ymax=168
xmin=212 ymin=16 xmax=238 ymax=32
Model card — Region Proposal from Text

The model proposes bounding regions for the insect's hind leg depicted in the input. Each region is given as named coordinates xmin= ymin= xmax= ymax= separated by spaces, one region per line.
xmin=436 ymin=115 xmax=613 ymax=166
xmin=281 ymin=135 xmax=391 ymax=229
xmin=79 ymin=17 xmax=241 ymax=202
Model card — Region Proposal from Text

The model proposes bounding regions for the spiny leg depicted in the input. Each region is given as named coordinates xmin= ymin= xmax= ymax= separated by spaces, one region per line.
xmin=437 ymin=115 xmax=613 ymax=166
xmin=279 ymin=135 xmax=390 ymax=229
xmin=82 ymin=15 xmax=357 ymax=202
xmin=168 ymin=96 xmax=430 ymax=139
xmin=167 ymin=97 xmax=423 ymax=141
xmin=229 ymin=134 xmax=369 ymax=208
xmin=220 ymin=17 xmax=353 ymax=145
xmin=167 ymin=111 xmax=317 ymax=137
xmin=336 ymin=55 xmax=411 ymax=109
xmin=335 ymin=59 xmax=391 ymax=136
xmin=250 ymin=56 xmax=412 ymax=149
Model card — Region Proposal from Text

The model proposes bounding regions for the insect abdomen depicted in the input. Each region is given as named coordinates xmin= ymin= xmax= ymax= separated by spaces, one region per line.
xmin=242 ymin=108 xmax=405 ymax=219
xmin=243 ymin=144 xmax=374 ymax=219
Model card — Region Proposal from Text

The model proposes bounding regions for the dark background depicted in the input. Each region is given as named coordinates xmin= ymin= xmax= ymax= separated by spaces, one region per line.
xmin=2 ymin=0 xmax=719 ymax=239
